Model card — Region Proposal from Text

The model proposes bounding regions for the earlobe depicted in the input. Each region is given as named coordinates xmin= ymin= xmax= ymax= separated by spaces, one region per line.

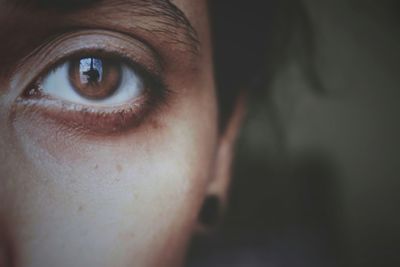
xmin=196 ymin=92 xmax=247 ymax=232
xmin=198 ymin=195 xmax=220 ymax=229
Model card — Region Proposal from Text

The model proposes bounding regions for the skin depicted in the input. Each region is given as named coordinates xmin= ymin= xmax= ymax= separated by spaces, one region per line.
xmin=0 ymin=0 xmax=244 ymax=266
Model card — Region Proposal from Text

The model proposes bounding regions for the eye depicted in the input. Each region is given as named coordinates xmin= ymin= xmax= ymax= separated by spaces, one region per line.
xmin=18 ymin=53 xmax=167 ymax=135
xmin=37 ymin=56 xmax=144 ymax=106
xmin=12 ymin=31 xmax=169 ymax=135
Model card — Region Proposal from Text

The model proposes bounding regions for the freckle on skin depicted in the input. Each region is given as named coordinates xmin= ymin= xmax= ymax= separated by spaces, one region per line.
xmin=94 ymin=164 xmax=98 ymax=170
xmin=149 ymin=118 xmax=163 ymax=130
xmin=116 ymin=164 xmax=122 ymax=173
xmin=78 ymin=205 xmax=84 ymax=212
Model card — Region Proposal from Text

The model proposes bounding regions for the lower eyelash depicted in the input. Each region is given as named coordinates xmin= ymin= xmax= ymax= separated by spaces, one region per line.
xmin=14 ymin=87 xmax=166 ymax=136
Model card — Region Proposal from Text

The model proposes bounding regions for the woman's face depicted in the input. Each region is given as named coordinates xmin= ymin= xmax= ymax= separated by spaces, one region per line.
xmin=0 ymin=0 xmax=237 ymax=266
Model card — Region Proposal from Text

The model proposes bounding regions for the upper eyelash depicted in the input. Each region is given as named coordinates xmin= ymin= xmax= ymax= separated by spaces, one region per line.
xmin=12 ymin=30 xmax=163 ymax=97
xmin=25 ymin=53 xmax=168 ymax=110
xmin=23 ymin=47 xmax=170 ymax=103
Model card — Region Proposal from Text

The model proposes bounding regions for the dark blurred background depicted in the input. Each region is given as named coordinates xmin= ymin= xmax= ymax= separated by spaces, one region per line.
xmin=187 ymin=0 xmax=400 ymax=266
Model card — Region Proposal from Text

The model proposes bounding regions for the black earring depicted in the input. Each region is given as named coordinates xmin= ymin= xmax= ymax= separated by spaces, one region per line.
xmin=198 ymin=195 xmax=220 ymax=228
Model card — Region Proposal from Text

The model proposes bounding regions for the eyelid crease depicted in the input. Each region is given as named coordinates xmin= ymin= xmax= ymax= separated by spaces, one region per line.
xmin=20 ymin=29 xmax=164 ymax=72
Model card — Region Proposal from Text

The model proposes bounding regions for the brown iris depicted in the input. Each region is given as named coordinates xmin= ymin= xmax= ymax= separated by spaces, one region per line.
xmin=68 ymin=57 xmax=121 ymax=100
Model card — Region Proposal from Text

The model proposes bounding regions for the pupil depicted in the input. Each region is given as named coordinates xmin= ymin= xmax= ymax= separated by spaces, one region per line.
xmin=83 ymin=68 xmax=99 ymax=83
xmin=79 ymin=57 xmax=103 ymax=84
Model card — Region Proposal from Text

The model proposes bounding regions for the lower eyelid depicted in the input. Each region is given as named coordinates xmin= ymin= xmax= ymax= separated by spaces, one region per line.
xmin=14 ymin=94 xmax=153 ymax=136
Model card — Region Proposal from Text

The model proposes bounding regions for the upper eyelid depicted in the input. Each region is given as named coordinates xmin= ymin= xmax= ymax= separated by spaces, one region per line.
xmin=24 ymin=29 xmax=164 ymax=73
xmin=11 ymin=29 xmax=163 ymax=96
xmin=8 ymin=0 xmax=200 ymax=54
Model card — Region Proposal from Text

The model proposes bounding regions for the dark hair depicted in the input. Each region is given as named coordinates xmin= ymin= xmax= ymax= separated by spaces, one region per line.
xmin=208 ymin=0 xmax=273 ymax=129
xmin=209 ymin=0 xmax=316 ymax=129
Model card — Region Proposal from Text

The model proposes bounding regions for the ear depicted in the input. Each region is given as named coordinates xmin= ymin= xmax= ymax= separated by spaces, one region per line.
xmin=197 ymin=92 xmax=247 ymax=231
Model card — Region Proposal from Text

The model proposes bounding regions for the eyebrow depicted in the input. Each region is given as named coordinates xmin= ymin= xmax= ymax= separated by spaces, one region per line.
xmin=6 ymin=0 xmax=200 ymax=54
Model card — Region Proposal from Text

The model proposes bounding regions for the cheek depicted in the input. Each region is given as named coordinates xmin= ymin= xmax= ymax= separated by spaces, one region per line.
xmin=1 ymin=74 xmax=218 ymax=266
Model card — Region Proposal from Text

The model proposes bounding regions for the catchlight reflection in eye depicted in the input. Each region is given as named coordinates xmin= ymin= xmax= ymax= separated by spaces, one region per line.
xmin=78 ymin=58 xmax=104 ymax=84
xmin=41 ymin=56 xmax=145 ymax=106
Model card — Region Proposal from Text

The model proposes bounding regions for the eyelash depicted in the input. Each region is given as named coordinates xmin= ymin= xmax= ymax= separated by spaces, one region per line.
xmin=14 ymin=32 xmax=170 ymax=135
